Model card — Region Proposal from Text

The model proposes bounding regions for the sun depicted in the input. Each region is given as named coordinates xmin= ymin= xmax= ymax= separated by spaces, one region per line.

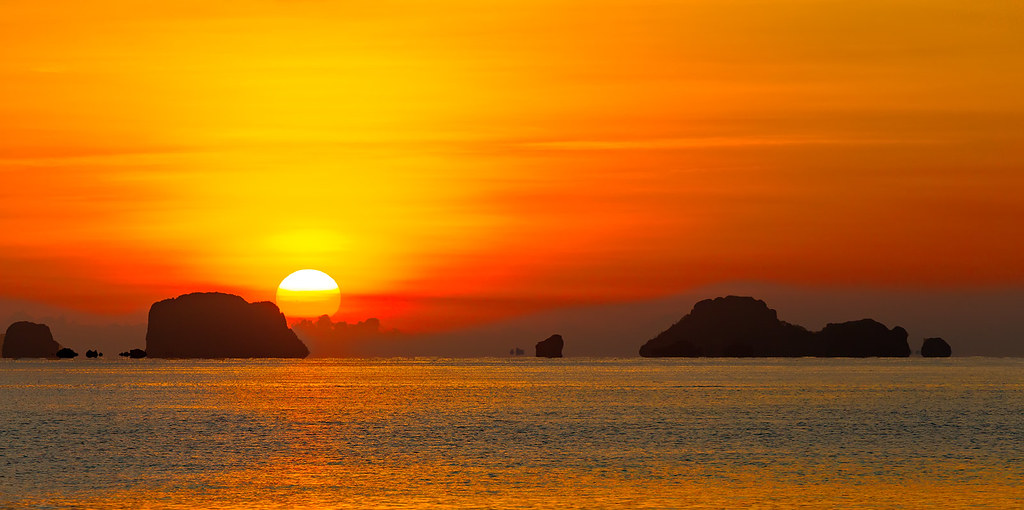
xmin=276 ymin=269 xmax=341 ymax=319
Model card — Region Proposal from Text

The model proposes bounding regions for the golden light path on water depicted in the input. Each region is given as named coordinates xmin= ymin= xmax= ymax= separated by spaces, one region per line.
xmin=2 ymin=358 xmax=1023 ymax=508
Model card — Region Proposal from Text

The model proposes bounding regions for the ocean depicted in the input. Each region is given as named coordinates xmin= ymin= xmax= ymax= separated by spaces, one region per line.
xmin=2 ymin=358 xmax=1022 ymax=508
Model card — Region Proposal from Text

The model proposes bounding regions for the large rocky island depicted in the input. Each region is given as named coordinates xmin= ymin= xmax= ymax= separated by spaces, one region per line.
xmin=2 ymin=321 xmax=62 ymax=358
xmin=145 ymin=292 xmax=309 ymax=358
xmin=639 ymin=296 xmax=912 ymax=357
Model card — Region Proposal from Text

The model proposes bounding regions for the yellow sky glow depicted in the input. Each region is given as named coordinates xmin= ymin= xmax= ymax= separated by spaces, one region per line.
xmin=1 ymin=0 xmax=1022 ymax=330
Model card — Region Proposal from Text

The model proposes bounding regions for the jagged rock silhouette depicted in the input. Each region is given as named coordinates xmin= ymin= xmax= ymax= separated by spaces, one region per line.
xmin=640 ymin=296 xmax=912 ymax=357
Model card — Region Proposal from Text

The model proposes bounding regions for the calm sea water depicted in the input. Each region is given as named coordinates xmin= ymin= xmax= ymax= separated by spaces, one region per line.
xmin=1 ymin=358 xmax=1022 ymax=508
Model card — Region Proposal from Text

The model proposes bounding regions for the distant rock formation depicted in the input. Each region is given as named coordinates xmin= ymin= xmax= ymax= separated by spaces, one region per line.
xmin=509 ymin=347 xmax=525 ymax=356
xmin=86 ymin=349 xmax=100 ymax=358
xmin=536 ymin=334 xmax=564 ymax=358
xmin=145 ymin=292 xmax=308 ymax=358
xmin=2 ymin=321 xmax=61 ymax=359
xmin=921 ymin=337 xmax=952 ymax=357
xmin=56 ymin=347 xmax=78 ymax=358
xmin=639 ymin=296 xmax=912 ymax=357
xmin=639 ymin=297 xmax=812 ymax=357
xmin=119 ymin=348 xmax=146 ymax=358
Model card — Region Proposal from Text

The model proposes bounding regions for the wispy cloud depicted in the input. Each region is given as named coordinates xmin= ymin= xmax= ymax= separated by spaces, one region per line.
xmin=520 ymin=136 xmax=933 ymax=151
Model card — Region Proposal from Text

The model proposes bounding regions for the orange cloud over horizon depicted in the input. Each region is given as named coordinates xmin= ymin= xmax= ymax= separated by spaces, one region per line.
xmin=2 ymin=0 xmax=1022 ymax=331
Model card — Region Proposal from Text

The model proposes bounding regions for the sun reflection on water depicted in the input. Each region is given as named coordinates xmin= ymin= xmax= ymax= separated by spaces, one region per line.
xmin=2 ymin=358 xmax=1023 ymax=508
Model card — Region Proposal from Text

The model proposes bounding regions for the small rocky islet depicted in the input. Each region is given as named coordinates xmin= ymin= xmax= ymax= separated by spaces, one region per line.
xmin=56 ymin=347 xmax=78 ymax=359
xmin=535 ymin=334 xmax=564 ymax=358
xmin=119 ymin=349 xmax=147 ymax=358
xmin=921 ymin=337 xmax=952 ymax=357
xmin=2 ymin=321 xmax=62 ymax=358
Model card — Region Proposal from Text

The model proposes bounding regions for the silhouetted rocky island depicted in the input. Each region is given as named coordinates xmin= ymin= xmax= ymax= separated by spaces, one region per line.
xmin=2 ymin=321 xmax=61 ymax=359
xmin=536 ymin=334 xmax=564 ymax=358
xmin=145 ymin=292 xmax=309 ymax=358
xmin=639 ymin=296 xmax=912 ymax=357
xmin=119 ymin=349 xmax=146 ymax=358
xmin=921 ymin=337 xmax=952 ymax=357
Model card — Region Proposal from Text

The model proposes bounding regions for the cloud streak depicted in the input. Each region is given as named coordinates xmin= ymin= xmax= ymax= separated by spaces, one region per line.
xmin=520 ymin=135 xmax=935 ymax=151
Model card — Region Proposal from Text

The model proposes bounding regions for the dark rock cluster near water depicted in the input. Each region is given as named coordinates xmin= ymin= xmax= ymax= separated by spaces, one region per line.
xmin=536 ymin=334 xmax=564 ymax=358
xmin=2 ymin=321 xmax=62 ymax=359
xmin=639 ymin=296 xmax=914 ymax=357
xmin=0 ymin=293 xmax=957 ymax=361
xmin=921 ymin=337 xmax=952 ymax=357
xmin=119 ymin=349 xmax=147 ymax=358
xmin=145 ymin=292 xmax=309 ymax=358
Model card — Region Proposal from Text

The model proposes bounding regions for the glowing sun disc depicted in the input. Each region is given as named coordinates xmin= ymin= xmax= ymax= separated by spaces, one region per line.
xmin=276 ymin=269 xmax=341 ymax=318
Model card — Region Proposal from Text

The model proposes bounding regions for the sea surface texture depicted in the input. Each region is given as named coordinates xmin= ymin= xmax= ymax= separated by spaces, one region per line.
xmin=1 ymin=358 xmax=1022 ymax=508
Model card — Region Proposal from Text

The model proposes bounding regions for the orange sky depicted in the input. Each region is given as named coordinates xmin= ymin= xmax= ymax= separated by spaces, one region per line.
xmin=1 ymin=0 xmax=1022 ymax=330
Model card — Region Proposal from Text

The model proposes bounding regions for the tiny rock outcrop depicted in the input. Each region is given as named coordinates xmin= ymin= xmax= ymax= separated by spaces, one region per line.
xmin=145 ymin=292 xmax=309 ymax=358
xmin=119 ymin=349 xmax=147 ymax=358
xmin=56 ymin=347 xmax=78 ymax=358
xmin=2 ymin=321 xmax=62 ymax=359
xmin=921 ymin=337 xmax=952 ymax=357
xmin=86 ymin=349 xmax=99 ymax=358
xmin=639 ymin=296 xmax=912 ymax=357
xmin=536 ymin=334 xmax=564 ymax=358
